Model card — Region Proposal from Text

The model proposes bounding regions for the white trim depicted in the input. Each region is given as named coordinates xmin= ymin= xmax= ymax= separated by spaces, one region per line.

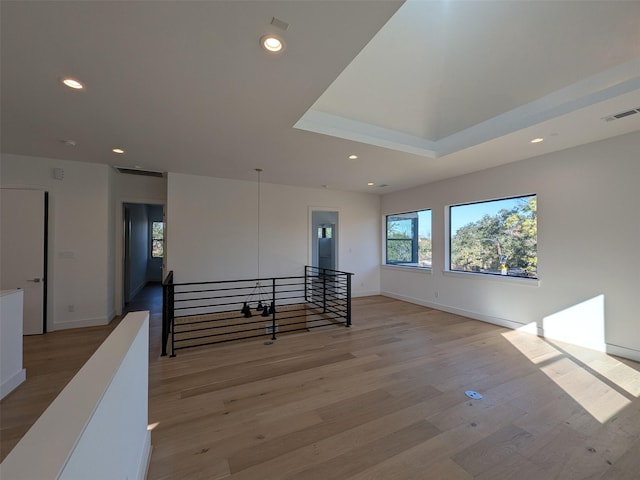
xmin=0 ymin=184 xmax=47 ymax=191
xmin=115 ymin=199 xmax=166 ymax=316
xmin=53 ymin=315 xmax=111 ymax=330
xmin=442 ymin=269 xmax=540 ymax=287
xmin=606 ymin=344 xmax=640 ymax=363
xmin=381 ymin=264 xmax=432 ymax=274
xmin=0 ymin=368 xmax=26 ymax=400
xmin=353 ymin=290 xmax=381 ymax=298
xmin=381 ymin=291 xmax=530 ymax=331
xmin=308 ymin=207 xmax=341 ymax=270
xmin=382 ymin=292 xmax=640 ymax=363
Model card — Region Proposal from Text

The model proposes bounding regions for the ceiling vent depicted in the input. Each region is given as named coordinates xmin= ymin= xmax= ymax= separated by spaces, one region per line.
xmin=602 ymin=108 xmax=640 ymax=122
xmin=115 ymin=167 xmax=164 ymax=178
xmin=270 ymin=17 xmax=289 ymax=31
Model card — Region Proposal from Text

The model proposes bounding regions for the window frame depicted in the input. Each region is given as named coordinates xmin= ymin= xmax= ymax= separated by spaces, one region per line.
xmin=151 ymin=221 xmax=164 ymax=259
xmin=447 ymin=194 xmax=537 ymax=280
xmin=384 ymin=209 xmax=432 ymax=269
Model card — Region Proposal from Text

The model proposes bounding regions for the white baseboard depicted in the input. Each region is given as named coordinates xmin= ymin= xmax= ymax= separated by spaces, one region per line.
xmin=353 ymin=290 xmax=381 ymax=298
xmin=53 ymin=316 xmax=110 ymax=331
xmin=0 ymin=368 xmax=26 ymax=400
xmin=606 ymin=344 xmax=640 ymax=362
xmin=381 ymin=291 xmax=640 ymax=363
xmin=381 ymin=291 xmax=525 ymax=330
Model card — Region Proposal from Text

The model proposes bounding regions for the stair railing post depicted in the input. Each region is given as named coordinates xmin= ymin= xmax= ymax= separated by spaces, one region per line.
xmin=169 ymin=282 xmax=176 ymax=357
xmin=271 ymin=277 xmax=277 ymax=340
xmin=161 ymin=281 xmax=168 ymax=356
xmin=346 ymin=273 xmax=352 ymax=327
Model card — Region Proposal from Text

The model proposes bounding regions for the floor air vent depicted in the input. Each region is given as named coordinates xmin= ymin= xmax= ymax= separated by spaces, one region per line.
xmin=115 ymin=167 xmax=164 ymax=178
xmin=602 ymin=108 xmax=640 ymax=122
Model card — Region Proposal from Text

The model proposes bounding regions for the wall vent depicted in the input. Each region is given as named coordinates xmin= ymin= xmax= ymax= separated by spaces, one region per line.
xmin=602 ymin=108 xmax=640 ymax=122
xmin=115 ymin=167 xmax=164 ymax=178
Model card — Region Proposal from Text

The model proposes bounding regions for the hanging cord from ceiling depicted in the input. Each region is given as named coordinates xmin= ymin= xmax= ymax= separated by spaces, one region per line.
xmin=240 ymin=168 xmax=273 ymax=318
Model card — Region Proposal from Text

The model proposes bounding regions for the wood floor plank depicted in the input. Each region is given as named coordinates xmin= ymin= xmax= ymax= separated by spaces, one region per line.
xmin=452 ymin=424 xmax=535 ymax=476
xmin=3 ymin=291 xmax=640 ymax=479
xmin=287 ymin=419 xmax=441 ymax=480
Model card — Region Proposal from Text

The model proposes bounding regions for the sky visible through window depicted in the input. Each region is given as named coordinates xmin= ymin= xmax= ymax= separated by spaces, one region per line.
xmin=450 ymin=197 xmax=532 ymax=234
xmin=418 ymin=210 xmax=431 ymax=238
xmin=391 ymin=210 xmax=431 ymax=238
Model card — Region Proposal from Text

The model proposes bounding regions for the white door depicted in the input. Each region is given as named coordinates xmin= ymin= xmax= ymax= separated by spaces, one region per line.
xmin=0 ymin=189 xmax=46 ymax=334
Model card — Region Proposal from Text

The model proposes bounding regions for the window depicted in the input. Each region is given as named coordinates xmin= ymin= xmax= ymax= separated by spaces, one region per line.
xmin=318 ymin=226 xmax=332 ymax=238
xmin=386 ymin=210 xmax=431 ymax=268
xmin=151 ymin=221 xmax=164 ymax=258
xmin=449 ymin=195 xmax=537 ymax=278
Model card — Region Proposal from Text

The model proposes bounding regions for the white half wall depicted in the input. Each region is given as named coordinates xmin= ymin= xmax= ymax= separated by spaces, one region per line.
xmin=381 ymin=132 xmax=640 ymax=361
xmin=0 ymin=311 xmax=150 ymax=480
xmin=0 ymin=154 xmax=113 ymax=330
xmin=0 ymin=289 xmax=26 ymax=400
xmin=166 ymin=173 xmax=380 ymax=296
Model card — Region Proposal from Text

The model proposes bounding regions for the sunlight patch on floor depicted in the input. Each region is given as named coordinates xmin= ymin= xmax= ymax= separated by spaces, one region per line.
xmin=502 ymin=327 xmax=635 ymax=423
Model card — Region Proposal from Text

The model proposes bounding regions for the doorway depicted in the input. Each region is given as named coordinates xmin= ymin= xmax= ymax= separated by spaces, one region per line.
xmin=0 ymin=188 xmax=48 ymax=334
xmin=122 ymin=203 xmax=164 ymax=309
xmin=311 ymin=210 xmax=338 ymax=271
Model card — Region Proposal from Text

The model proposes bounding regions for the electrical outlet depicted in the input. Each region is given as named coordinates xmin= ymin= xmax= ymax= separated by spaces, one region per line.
xmin=434 ymin=291 xmax=439 ymax=299
xmin=68 ymin=304 xmax=75 ymax=312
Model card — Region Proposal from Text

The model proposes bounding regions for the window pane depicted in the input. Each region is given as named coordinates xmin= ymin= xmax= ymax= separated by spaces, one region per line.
xmin=386 ymin=210 xmax=431 ymax=268
xmin=152 ymin=239 xmax=163 ymax=258
xmin=152 ymin=221 xmax=164 ymax=258
xmin=317 ymin=226 xmax=333 ymax=239
xmin=450 ymin=195 xmax=537 ymax=278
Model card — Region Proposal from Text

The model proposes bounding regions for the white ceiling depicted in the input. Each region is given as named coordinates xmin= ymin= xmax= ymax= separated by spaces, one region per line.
xmin=2 ymin=0 xmax=639 ymax=194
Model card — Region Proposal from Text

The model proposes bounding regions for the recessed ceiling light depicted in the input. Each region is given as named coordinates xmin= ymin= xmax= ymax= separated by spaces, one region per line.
xmin=530 ymin=137 xmax=544 ymax=144
xmin=112 ymin=148 xmax=125 ymax=154
xmin=260 ymin=34 xmax=284 ymax=53
xmin=367 ymin=182 xmax=375 ymax=186
xmin=61 ymin=78 xmax=84 ymax=89
xmin=348 ymin=154 xmax=358 ymax=160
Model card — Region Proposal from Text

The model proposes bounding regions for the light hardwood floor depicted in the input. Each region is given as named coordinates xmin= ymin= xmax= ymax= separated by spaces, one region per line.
xmin=3 ymin=295 xmax=640 ymax=479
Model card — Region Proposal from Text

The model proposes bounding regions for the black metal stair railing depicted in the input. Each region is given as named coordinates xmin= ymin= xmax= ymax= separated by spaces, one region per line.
xmin=161 ymin=270 xmax=174 ymax=357
xmin=161 ymin=266 xmax=353 ymax=356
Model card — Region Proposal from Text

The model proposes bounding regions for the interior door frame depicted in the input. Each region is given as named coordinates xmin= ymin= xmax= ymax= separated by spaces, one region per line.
xmin=115 ymin=200 xmax=166 ymax=315
xmin=42 ymin=191 xmax=49 ymax=333
xmin=308 ymin=207 xmax=340 ymax=270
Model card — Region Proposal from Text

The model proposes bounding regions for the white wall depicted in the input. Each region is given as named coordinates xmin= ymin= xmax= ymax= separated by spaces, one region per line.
xmin=381 ymin=132 xmax=640 ymax=360
xmin=0 ymin=154 xmax=113 ymax=330
xmin=167 ymin=173 xmax=380 ymax=296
